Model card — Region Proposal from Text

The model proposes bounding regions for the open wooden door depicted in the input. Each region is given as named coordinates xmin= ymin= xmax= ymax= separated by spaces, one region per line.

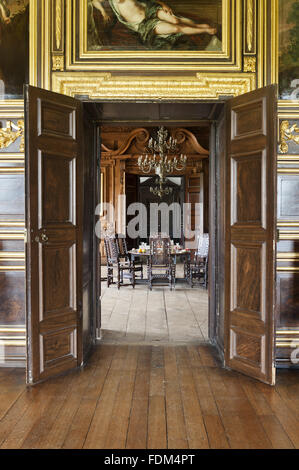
xmin=224 ymin=85 xmax=277 ymax=385
xmin=25 ymin=85 xmax=84 ymax=384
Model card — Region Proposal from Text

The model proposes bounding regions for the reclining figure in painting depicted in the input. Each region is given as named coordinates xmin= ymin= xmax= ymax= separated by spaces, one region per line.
xmin=90 ymin=0 xmax=220 ymax=50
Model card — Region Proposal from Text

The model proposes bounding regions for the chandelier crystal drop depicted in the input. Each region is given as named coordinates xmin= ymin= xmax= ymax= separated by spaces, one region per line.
xmin=137 ymin=126 xmax=187 ymax=197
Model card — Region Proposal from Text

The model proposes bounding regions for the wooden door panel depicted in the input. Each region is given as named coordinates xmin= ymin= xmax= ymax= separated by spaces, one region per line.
xmin=232 ymin=241 xmax=265 ymax=316
xmin=25 ymin=85 xmax=83 ymax=384
xmin=40 ymin=327 xmax=77 ymax=377
xmin=231 ymin=151 xmax=265 ymax=227
xmin=225 ymin=85 xmax=277 ymax=385
xmin=231 ymin=98 xmax=266 ymax=139
xmin=42 ymin=243 xmax=76 ymax=316
xmin=41 ymin=152 xmax=75 ymax=226
xmin=38 ymin=99 xmax=76 ymax=139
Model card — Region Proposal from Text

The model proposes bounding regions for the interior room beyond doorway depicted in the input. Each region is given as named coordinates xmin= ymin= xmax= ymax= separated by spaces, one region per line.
xmin=98 ymin=110 xmax=217 ymax=344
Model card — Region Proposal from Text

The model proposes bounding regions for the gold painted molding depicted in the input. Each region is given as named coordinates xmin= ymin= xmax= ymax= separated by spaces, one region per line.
xmin=0 ymin=168 xmax=24 ymax=174
xmin=277 ymin=222 xmax=299 ymax=227
xmin=0 ymin=252 xmax=25 ymax=259
xmin=278 ymin=168 xmax=299 ymax=174
xmin=276 ymin=330 xmax=299 ymax=335
xmin=279 ymin=101 xmax=299 ymax=109
xmin=0 ymin=222 xmax=25 ymax=227
xmin=0 ymin=266 xmax=25 ymax=271
xmin=0 ymin=339 xmax=26 ymax=346
xmin=277 ymin=267 xmax=299 ymax=272
xmin=0 ymin=327 xmax=26 ymax=332
xmin=277 ymin=253 xmax=299 ymax=260
xmin=0 ymin=231 xmax=25 ymax=240
xmin=52 ymin=72 xmax=255 ymax=101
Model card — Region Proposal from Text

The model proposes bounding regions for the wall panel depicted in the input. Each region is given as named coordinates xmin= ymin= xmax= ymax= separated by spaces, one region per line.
xmin=276 ymin=110 xmax=299 ymax=367
xmin=0 ymin=105 xmax=26 ymax=367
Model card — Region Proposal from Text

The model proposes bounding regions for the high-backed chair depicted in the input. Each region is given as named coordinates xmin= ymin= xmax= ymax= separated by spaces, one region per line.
xmin=104 ymin=235 xmax=135 ymax=289
xmin=116 ymin=234 xmax=143 ymax=279
xmin=189 ymin=233 xmax=209 ymax=288
xmin=148 ymin=234 xmax=175 ymax=290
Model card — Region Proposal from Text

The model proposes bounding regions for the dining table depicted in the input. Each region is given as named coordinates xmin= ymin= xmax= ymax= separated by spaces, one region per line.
xmin=128 ymin=249 xmax=191 ymax=284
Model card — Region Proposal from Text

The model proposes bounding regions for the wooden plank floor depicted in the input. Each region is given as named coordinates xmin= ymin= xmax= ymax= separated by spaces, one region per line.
xmin=101 ymin=264 xmax=209 ymax=344
xmin=0 ymin=344 xmax=298 ymax=449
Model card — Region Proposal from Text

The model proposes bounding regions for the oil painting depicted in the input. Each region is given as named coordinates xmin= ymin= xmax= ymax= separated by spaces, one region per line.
xmin=0 ymin=0 xmax=29 ymax=98
xmin=279 ymin=0 xmax=299 ymax=100
xmin=87 ymin=0 xmax=222 ymax=52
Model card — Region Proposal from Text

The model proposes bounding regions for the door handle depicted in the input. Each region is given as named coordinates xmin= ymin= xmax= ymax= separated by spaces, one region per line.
xmin=34 ymin=233 xmax=49 ymax=243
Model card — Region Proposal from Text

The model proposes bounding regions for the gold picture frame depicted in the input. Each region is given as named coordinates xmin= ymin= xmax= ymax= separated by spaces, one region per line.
xmin=29 ymin=0 xmax=263 ymax=101
xmin=66 ymin=0 xmax=242 ymax=71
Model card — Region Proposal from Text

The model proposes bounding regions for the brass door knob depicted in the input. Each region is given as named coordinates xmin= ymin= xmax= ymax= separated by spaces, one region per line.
xmin=40 ymin=233 xmax=49 ymax=242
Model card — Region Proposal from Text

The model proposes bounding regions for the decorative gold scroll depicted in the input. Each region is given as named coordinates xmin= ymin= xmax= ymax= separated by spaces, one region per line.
xmin=0 ymin=120 xmax=24 ymax=151
xmin=279 ymin=120 xmax=299 ymax=154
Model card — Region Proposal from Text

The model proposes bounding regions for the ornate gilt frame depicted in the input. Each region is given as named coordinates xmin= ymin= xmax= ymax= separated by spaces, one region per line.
xmin=76 ymin=0 xmax=232 ymax=66
xmin=27 ymin=0 xmax=270 ymax=101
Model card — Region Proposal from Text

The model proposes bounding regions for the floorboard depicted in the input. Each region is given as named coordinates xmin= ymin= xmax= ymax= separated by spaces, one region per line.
xmin=0 ymin=344 xmax=297 ymax=449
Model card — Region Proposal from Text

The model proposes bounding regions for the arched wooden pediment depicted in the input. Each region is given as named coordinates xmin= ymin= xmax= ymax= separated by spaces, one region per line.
xmin=101 ymin=127 xmax=209 ymax=158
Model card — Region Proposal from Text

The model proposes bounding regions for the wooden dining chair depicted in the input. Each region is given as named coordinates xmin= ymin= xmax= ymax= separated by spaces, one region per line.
xmin=148 ymin=234 xmax=175 ymax=290
xmin=104 ymin=235 xmax=135 ymax=289
xmin=116 ymin=234 xmax=143 ymax=279
xmin=189 ymin=233 xmax=209 ymax=288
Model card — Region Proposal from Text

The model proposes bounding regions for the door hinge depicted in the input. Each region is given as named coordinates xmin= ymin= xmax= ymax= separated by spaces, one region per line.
xmin=24 ymin=228 xmax=28 ymax=244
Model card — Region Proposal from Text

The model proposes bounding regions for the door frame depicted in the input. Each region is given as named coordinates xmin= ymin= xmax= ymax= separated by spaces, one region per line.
xmin=92 ymin=100 xmax=227 ymax=349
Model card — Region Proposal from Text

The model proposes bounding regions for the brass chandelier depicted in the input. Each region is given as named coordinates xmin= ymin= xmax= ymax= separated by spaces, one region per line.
xmin=137 ymin=127 xmax=187 ymax=198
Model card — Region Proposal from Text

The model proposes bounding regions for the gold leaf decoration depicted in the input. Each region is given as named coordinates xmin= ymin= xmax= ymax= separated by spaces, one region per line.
xmin=279 ymin=120 xmax=299 ymax=154
xmin=0 ymin=120 xmax=24 ymax=151
xmin=244 ymin=56 xmax=256 ymax=73
xmin=52 ymin=55 xmax=64 ymax=71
